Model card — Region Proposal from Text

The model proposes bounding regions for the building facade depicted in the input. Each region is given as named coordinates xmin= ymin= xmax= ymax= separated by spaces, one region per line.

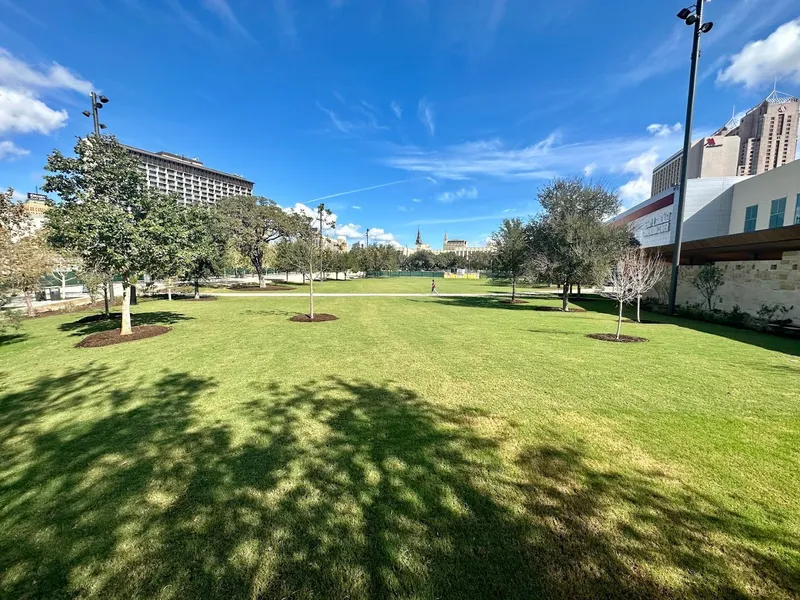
xmin=125 ymin=146 xmax=254 ymax=206
xmin=22 ymin=193 xmax=50 ymax=230
xmin=650 ymin=90 xmax=799 ymax=197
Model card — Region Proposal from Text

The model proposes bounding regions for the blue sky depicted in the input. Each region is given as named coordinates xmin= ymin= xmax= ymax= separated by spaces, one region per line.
xmin=1 ymin=0 xmax=799 ymax=249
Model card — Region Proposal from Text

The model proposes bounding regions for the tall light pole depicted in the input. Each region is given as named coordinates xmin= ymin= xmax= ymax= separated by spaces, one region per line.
xmin=366 ymin=228 xmax=370 ymax=247
xmin=668 ymin=3 xmax=713 ymax=315
xmin=82 ymin=92 xmax=109 ymax=136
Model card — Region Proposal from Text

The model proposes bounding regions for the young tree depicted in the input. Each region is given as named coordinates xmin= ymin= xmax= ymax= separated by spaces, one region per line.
xmin=601 ymin=248 xmax=639 ymax=340
xmin=492 ymin=218 xmax=528 ymax=302
xmin=4 ymin=232 xmax=53 ymax=317
xmin=528 ymin=177 xmax=629 ymax=311
xmin=218 ymin=195 xmax=290 ymax=288
xmin=281 ymin=212 xmax=333 ymax=319
xmin=629 ymin=249 xmax=668 ymax=322
xmin=44 ymin=135 xmax=177 ymax=336
xmin=76 ymin=263 xmax=105 ymax=304
xmin=51 ymin=252 xmax=79 ymax=300
xmin=0 ymin=188 xmax=29 ymax=330
xmin=692 ymin=264 xmax=725 ymax=311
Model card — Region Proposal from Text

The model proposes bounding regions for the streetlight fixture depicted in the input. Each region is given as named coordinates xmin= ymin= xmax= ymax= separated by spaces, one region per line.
xmin=668 ymin=1 xmax=713 ymax=315
xmin=83 ymin=91 xmax=109 ymax=136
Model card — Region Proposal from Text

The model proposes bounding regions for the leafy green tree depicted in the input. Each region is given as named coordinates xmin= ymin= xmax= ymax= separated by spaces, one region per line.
xmin=138 ymin=194 xmax=193 ymax=301
xmin=0 ymin=188 xmax=29 ymax=330
xmin=280 ymin=212 xmax=332 ymax=319
xmin=527 ymin=177 xmax=628 ymax=311
xmin=43 ymin=135 xmax=177 ymax=335
xmin=692 ymin=264 xmax=725 ymax=311
xmin=218 ymin=195 xmax=290 ymax=288
xmin=406 ymin=250 xmax=435 ymax=271
xmin=492 ymin=218 xmax=528 ymax=302
xmin=181 ymin=206 xmax=228 ymax=298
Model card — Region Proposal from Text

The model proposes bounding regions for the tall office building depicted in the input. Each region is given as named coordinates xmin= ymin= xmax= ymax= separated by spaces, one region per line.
xmin=125 ymin=145 xmax=254 ymax=206
xmin=650 ymin=90 xmax=799 ymax=196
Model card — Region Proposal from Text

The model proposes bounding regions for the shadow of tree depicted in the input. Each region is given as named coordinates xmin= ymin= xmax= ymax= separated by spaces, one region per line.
xmin=411 ymin=297 xmax=577 ymax=312
xmin=571 ymin=298 xmax=800 ymax=356
xmin=0 ymin=332 xmax=27 ymax=346
xmin=1 ymin=374 xmax=797 ymax=599
xmin=57 ymin=311 xmax=194 ymax=337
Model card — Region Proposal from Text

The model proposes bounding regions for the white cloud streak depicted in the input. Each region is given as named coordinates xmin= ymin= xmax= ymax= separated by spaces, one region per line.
xmin=390 ymin=101 xmax=402 ymax=118
xmin=717 ymin=18 xmax=800 ymax=87
xmin=418 ymin=98 xmax=435 ymax=135
xmin=307 ymin=179 xmax=409 ymax=202
xmin=0 ymin=139 xmax=30 ymax=160
xmin=202 ymin=0 xmax=255 ymax=41
xmin=436 ymin=187 xmax=478 ymax=203
xmin=0 ymin=48 xmax=93 ymax=94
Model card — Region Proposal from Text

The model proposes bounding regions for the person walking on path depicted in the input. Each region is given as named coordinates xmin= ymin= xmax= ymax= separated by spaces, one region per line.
xmin=430 ymin=279 xmax=440 ymax=296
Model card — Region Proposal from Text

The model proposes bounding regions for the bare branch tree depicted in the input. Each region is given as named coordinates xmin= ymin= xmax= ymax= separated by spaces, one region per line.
xmin=600 ymin=248 xmax=639 ymax=340
xmin=628 ymin=249 xmax=668 ymax=323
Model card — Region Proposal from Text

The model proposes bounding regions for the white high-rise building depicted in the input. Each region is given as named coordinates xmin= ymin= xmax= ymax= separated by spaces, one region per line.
xmin=125 ymin=145 xmax=254 ymax=206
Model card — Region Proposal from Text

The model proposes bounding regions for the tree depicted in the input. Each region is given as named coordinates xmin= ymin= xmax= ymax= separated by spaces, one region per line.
xmin=0 ymin=188 xmax=29 ymax=330
xmin=280 ymin=213 xmax=332 ymax=319
xmin=405 ymin=250 xmax=435 ymax=271
xmin=76 ymin=263 xmax=105 ymax=304
xmin=44 ymin=135 xmax=176 ymax=336
xmin=492 ymin=218 xmax=528 ymax=302
xmin=527 ymin=177 xmax=628 ymax=311
xmin=4 ymin=232 xmax=53 ymax=317
xmin=51 ymin=252 xmax=79 ymax=301
xmin=181 ymin=205 xmax=228 ymax=298
xmin=218 ymin=195 xmax=290 ymax=288
xmin=601 ymin=248 xmax=640 ymax=340
xmin=692 ymin=264 xmax=725 ymax=311
xmin=629 ymin=249 xmax=668 ymax=322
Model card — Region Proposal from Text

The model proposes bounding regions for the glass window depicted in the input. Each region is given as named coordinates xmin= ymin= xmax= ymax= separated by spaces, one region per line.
xmin=795 ymin=193 xmax=800 ymax=225
xmin=744 ymin=205 xmax=758 ymax=232
xmin=769 ymin=197 xmax=786 ymax=229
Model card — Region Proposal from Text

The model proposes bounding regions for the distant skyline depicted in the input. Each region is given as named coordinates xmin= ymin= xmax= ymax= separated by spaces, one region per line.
xmin=1 ymin=0 xmax=799 ymax=248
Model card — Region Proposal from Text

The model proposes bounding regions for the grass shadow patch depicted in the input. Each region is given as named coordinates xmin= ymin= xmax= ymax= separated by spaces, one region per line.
xmin=0 ymin=332 xmax=27 ymax=346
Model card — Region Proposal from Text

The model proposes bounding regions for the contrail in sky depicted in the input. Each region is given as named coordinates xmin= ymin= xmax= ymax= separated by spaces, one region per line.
xmin=307 ymin=179 xmax=409 ymax=202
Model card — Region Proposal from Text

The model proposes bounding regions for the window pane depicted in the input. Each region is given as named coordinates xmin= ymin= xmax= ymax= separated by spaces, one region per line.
xmin=795 ymin=194 xmax=800 ymax=225
xmin=769 ymin=198 xmax=786 ymax=229
xmin=744 ymin=205 xmax=758 ymax=232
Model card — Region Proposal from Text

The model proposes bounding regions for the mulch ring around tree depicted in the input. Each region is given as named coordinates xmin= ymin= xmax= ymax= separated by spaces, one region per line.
xmin=76 ymin=325 xmax=171 ymax=348
xmin=499 ymin=299 xmax=528 ymax=304
xmin=587 ymin=333 xmax=648 ymax=343
xmin=228 ymin=285 xmax=296 ymax=292
xmin=289 ymin=314 xmax=339 ymax=323
xmin=533 ymin=306 xmax=587 ymax=312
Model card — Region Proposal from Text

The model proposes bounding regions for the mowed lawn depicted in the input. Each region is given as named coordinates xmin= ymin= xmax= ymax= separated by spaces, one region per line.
xmin=206 ymin=275 xmax=545 ymax=294
xmin=1 ymin=291 xmax=798 ymax=599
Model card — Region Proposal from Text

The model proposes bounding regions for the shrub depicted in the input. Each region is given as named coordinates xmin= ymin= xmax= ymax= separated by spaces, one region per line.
xmin=692 ymin=264 xmax=725 ymax=311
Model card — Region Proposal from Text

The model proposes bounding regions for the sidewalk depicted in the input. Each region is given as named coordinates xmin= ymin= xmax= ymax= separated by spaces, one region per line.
xmin=207 ymin=291 xmax=561 ymax=298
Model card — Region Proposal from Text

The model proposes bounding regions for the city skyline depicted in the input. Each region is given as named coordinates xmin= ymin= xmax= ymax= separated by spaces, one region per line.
xmin=1 ymin=0 xmax=799 ymax=248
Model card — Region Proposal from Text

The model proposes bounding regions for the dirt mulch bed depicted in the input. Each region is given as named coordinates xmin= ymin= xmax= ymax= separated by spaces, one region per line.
xmin=229 ymin=285 xmax=296 ymax=292
xmin=289 ymin=313 xmax=339 ymax=323
xmin=623 ymin=319 xmax=665 ymax=324
xmin=587 ymin=333 xmax=648 ymax=343
xmin=533 ymin=306 xmax=587 ymax=313
xmin=500 ymin=299 xmax=528 ymax=304
xmin=76 ymin=325 xmax=171 ymax=348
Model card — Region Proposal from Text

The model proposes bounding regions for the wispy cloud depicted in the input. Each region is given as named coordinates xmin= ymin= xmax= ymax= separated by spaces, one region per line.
xmin=0 ymin=0 xmax=45 ymax=27
xmin=307 ymin=179 xmax=409 ymax=202
xmin=167 ymin=0 xmax=218 ymax=42
xmin=351 ymin=205 xmax=361 ymax=210
xmin=412 ymin=198 xmax=422 ymax=203
xmin=0 ymin=139 xmax=29 ymax=160
xmin=390 ymin=101 xmax=402 ymax=119
xmin=418 ymin=98 xmax=435 ymax=135
xmin=202 ymin=0 xmax=254 ymax=42
xmin=409 ymin=214 xmax=508 ymax=226
xmin=318 ymin=99 xmax=387 ymax=135
xmin=0 ymin=48 xmax=93 ymax=94
xmin=274 ymin=0 xmax=298 ymax=40
xmin=436 ymin=187 xmax=478 ymax=203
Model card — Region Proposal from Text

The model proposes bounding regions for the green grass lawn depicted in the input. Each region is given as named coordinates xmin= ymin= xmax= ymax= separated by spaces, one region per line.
xmin=1 ymin=292 xmax=798 ymax=599
xmin=205 ymin=276 xmax=547 ymax=294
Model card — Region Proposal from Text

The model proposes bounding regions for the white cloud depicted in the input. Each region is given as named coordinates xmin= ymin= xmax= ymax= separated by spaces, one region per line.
xmin=0 ymin=48 xmax=93 ymax=94
xmin=286 ymin=202 xmax=402 ymax=245
xmin=202 ymin=0 xmax=254 ymax=41
xmin=390 ymin=101 xmax=402 ymax=119
xmin=366 ymin=227 xmax=397 ymax=243
xmin=317 ymin=101 xmax=387 ymax=135
xmin=646 ymin=122 xmax=682 ymax=137
xmin=412 ymin=198 xmax=422 ymax=203
xmin=0 ymin=139 xmax=30 ymax=160
xmin=335 ymin=223 xmax=364 ymax=239
xmin=418 ymin=98 xmax=435 ymax=135
xmin=436 ymin=187 xmax=478 ymax=203
xmin=717 ymin=19 xmax=800 ymax=88
xmin=501 ymin=208 xmax=515 ymax=213
xmin=583 ymin=163 xmax=597 ymax=177
xmin=618 ymin=148 xmax=659 ymax=205
xmin=11 ymin=189 xmax=27 ymax=202
xmin=397 ymin=205 xmax=409 ymax=212
xmin=0 ymin=87 xmax=68 ymax=135
xmin=351 ymin=205 xmax=361 ymax=209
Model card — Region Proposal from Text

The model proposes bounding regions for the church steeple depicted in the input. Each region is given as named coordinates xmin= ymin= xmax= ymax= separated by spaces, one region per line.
xmin=415 ymin=228 xmax=422 ymax=246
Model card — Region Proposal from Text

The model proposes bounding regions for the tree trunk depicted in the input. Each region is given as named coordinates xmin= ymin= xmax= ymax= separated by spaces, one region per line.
xmin=286 ymin=271 xmax=289 ymax=282
xmin=577 ymin=283 xmax=582 ymax=296
xmin=24 ymin=290 xmax=33 ymax=317
xmin=616 ymin=300 xmax=623 ymax=340
xmin=511 ymin=276 xmax=517 ymax=302
xmin=258 ymin=269 xmax=266 ymax=288
xmin=60 ymin=274 xmax=67 ymax=301
xmin=167 ymin=278 xmax=173 ymax=301
xmin=309 ymin=273 xmax=315 ymax=320
xmin=194 ymin=280 xmax=200 ymax=300
xmin=562 ymin=282 xmax=569 ymax=312
xmin=107 ymin=278 xmax=115 ymax=301
xmin=637 ymin=295 xmax=642 ymax=323
xmin=569 ymin=283 xmax=574 ymax=295
xmin=103 ymin=283 xmax=110 ymax=317
xmin=121 ymin=282 xmax=133 ymax=336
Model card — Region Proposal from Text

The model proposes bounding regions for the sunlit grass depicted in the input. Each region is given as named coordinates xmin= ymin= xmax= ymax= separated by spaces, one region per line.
xmin=0 ymin=292 xmax=798 ymax=599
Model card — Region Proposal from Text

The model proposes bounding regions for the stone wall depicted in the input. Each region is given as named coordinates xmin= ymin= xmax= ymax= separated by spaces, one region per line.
xmin=651 ymin=250 xmax=800 ymax=321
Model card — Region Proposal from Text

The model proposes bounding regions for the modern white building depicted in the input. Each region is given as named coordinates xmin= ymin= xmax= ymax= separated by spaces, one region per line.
xmin=124 ymin=146 xmax=254 ymax=206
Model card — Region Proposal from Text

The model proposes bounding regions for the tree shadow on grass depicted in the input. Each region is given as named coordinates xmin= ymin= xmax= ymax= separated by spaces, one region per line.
xmin=1 ymin=374 xmax=797 ymax=599
xmin=0 ymin=332 xmax=27 ymax=346
xmin=57 ymin=310 xmax=194 ymax=337
xmin=571 ymin=298 xmax=800 ymax=357
xmin=410 ymin=296 xmax=582 ymax=312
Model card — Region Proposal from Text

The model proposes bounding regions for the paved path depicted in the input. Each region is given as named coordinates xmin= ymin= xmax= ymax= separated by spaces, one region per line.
xmin=208 ymin=291 xmax=560 ymax=298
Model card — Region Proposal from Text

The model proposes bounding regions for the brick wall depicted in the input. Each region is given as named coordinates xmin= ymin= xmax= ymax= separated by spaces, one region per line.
xmin=652 ymin=250 xmax=800 ymax=321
